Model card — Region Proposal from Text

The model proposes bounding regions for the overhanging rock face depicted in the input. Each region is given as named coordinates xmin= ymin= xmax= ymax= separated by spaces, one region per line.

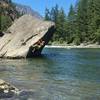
xmin=0 ymin=15 xmax=55 ymax=58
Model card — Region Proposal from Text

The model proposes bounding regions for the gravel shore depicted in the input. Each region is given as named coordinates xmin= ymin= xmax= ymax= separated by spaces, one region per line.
xmin=45 ymin=44 xmax=100 ymax=48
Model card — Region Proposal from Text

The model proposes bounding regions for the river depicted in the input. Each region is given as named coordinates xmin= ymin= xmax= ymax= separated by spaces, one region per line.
xmin=0 ymin=48 xmax=100 ymax=100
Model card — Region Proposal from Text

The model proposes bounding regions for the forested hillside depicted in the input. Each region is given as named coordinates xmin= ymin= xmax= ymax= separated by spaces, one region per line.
xmin=0 ymin=0 xmax=42 ymax=33
xmin=0 ymin=0 xmax=20 ymax=33
xmin=45 ymin=0 xmax=100 ymax=45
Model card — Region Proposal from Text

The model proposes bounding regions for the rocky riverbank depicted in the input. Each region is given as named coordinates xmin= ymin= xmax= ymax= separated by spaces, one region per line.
xmin=0 ymin=79 xmax=19 ymax=99
xmin=45 ymin=43 xmax=100 ymax=48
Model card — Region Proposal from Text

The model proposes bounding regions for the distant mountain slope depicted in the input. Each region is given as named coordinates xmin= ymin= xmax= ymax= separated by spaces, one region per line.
xmin=15 ymin=3 xmax=43 ymax=20
xmin=0 ymin=0 xmax=43 ymax=33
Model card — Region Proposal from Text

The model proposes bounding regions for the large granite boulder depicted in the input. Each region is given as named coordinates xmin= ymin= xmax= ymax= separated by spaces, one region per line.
xmin=0 ymin=15 xmax=55 ymax=58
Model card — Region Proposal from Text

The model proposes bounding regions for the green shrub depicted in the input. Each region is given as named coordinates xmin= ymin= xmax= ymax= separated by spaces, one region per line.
xmin=95 ymin=28 xmax=100 ymax=44
xmin=0 ymin=15 xmax=12 ymax=32
xmin=73 ymin=35 xmax=81 ymax=45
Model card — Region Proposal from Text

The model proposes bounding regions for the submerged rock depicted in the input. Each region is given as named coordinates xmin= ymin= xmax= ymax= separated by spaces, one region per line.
xmin=0 ymin=15 xmax=55 ymax=59
xmin=0 ymin=79 xmax=19 ymax=98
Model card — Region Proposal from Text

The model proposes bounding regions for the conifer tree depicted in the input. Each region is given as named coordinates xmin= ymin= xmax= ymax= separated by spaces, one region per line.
xmin=45 ymin=8 xmax=50 ymax=21
xmin=76 ymin=0 xmax=88 ymax=42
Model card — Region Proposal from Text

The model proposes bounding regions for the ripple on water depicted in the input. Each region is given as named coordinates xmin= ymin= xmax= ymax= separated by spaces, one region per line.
xmin=0 ymin=48 xmax=100 ymax=100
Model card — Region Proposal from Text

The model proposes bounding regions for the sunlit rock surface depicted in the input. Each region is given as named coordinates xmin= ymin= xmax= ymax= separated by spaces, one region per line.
xmin=0 ymin=15 xmax=55 ymax=58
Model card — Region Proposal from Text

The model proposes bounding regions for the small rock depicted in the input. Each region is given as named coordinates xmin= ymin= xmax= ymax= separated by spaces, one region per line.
xmin=0 ymin=79 xmax=5 ymax=85
xmin=0 ymin=79 xmax=19 ymax=99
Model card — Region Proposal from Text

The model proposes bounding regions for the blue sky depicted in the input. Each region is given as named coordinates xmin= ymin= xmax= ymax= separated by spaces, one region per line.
xmin=13 ymin=0 xmax=76 ymax=16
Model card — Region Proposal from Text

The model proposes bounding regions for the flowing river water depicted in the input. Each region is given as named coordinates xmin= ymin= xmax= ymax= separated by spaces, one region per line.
xmin=0 ymin=48 xmax=100 ymax=100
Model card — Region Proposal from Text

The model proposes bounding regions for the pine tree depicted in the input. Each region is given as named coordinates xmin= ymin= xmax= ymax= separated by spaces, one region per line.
xmin=87 ymin=0 xmax=100 ymax=43
xmin=68 ymin=5 xmax=76 ymax=22
xmin=76 ymin=0 xmax=88 ymax=43
xmin=67 ymin=5 xmax=76 ymax=44
xmin=56 ymin=8 xmax=66 ymax=42
xmin=44 ymin=8 xmax=50 ymax=21
xmin=50 ymin=4 xmax=59 ymax=23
